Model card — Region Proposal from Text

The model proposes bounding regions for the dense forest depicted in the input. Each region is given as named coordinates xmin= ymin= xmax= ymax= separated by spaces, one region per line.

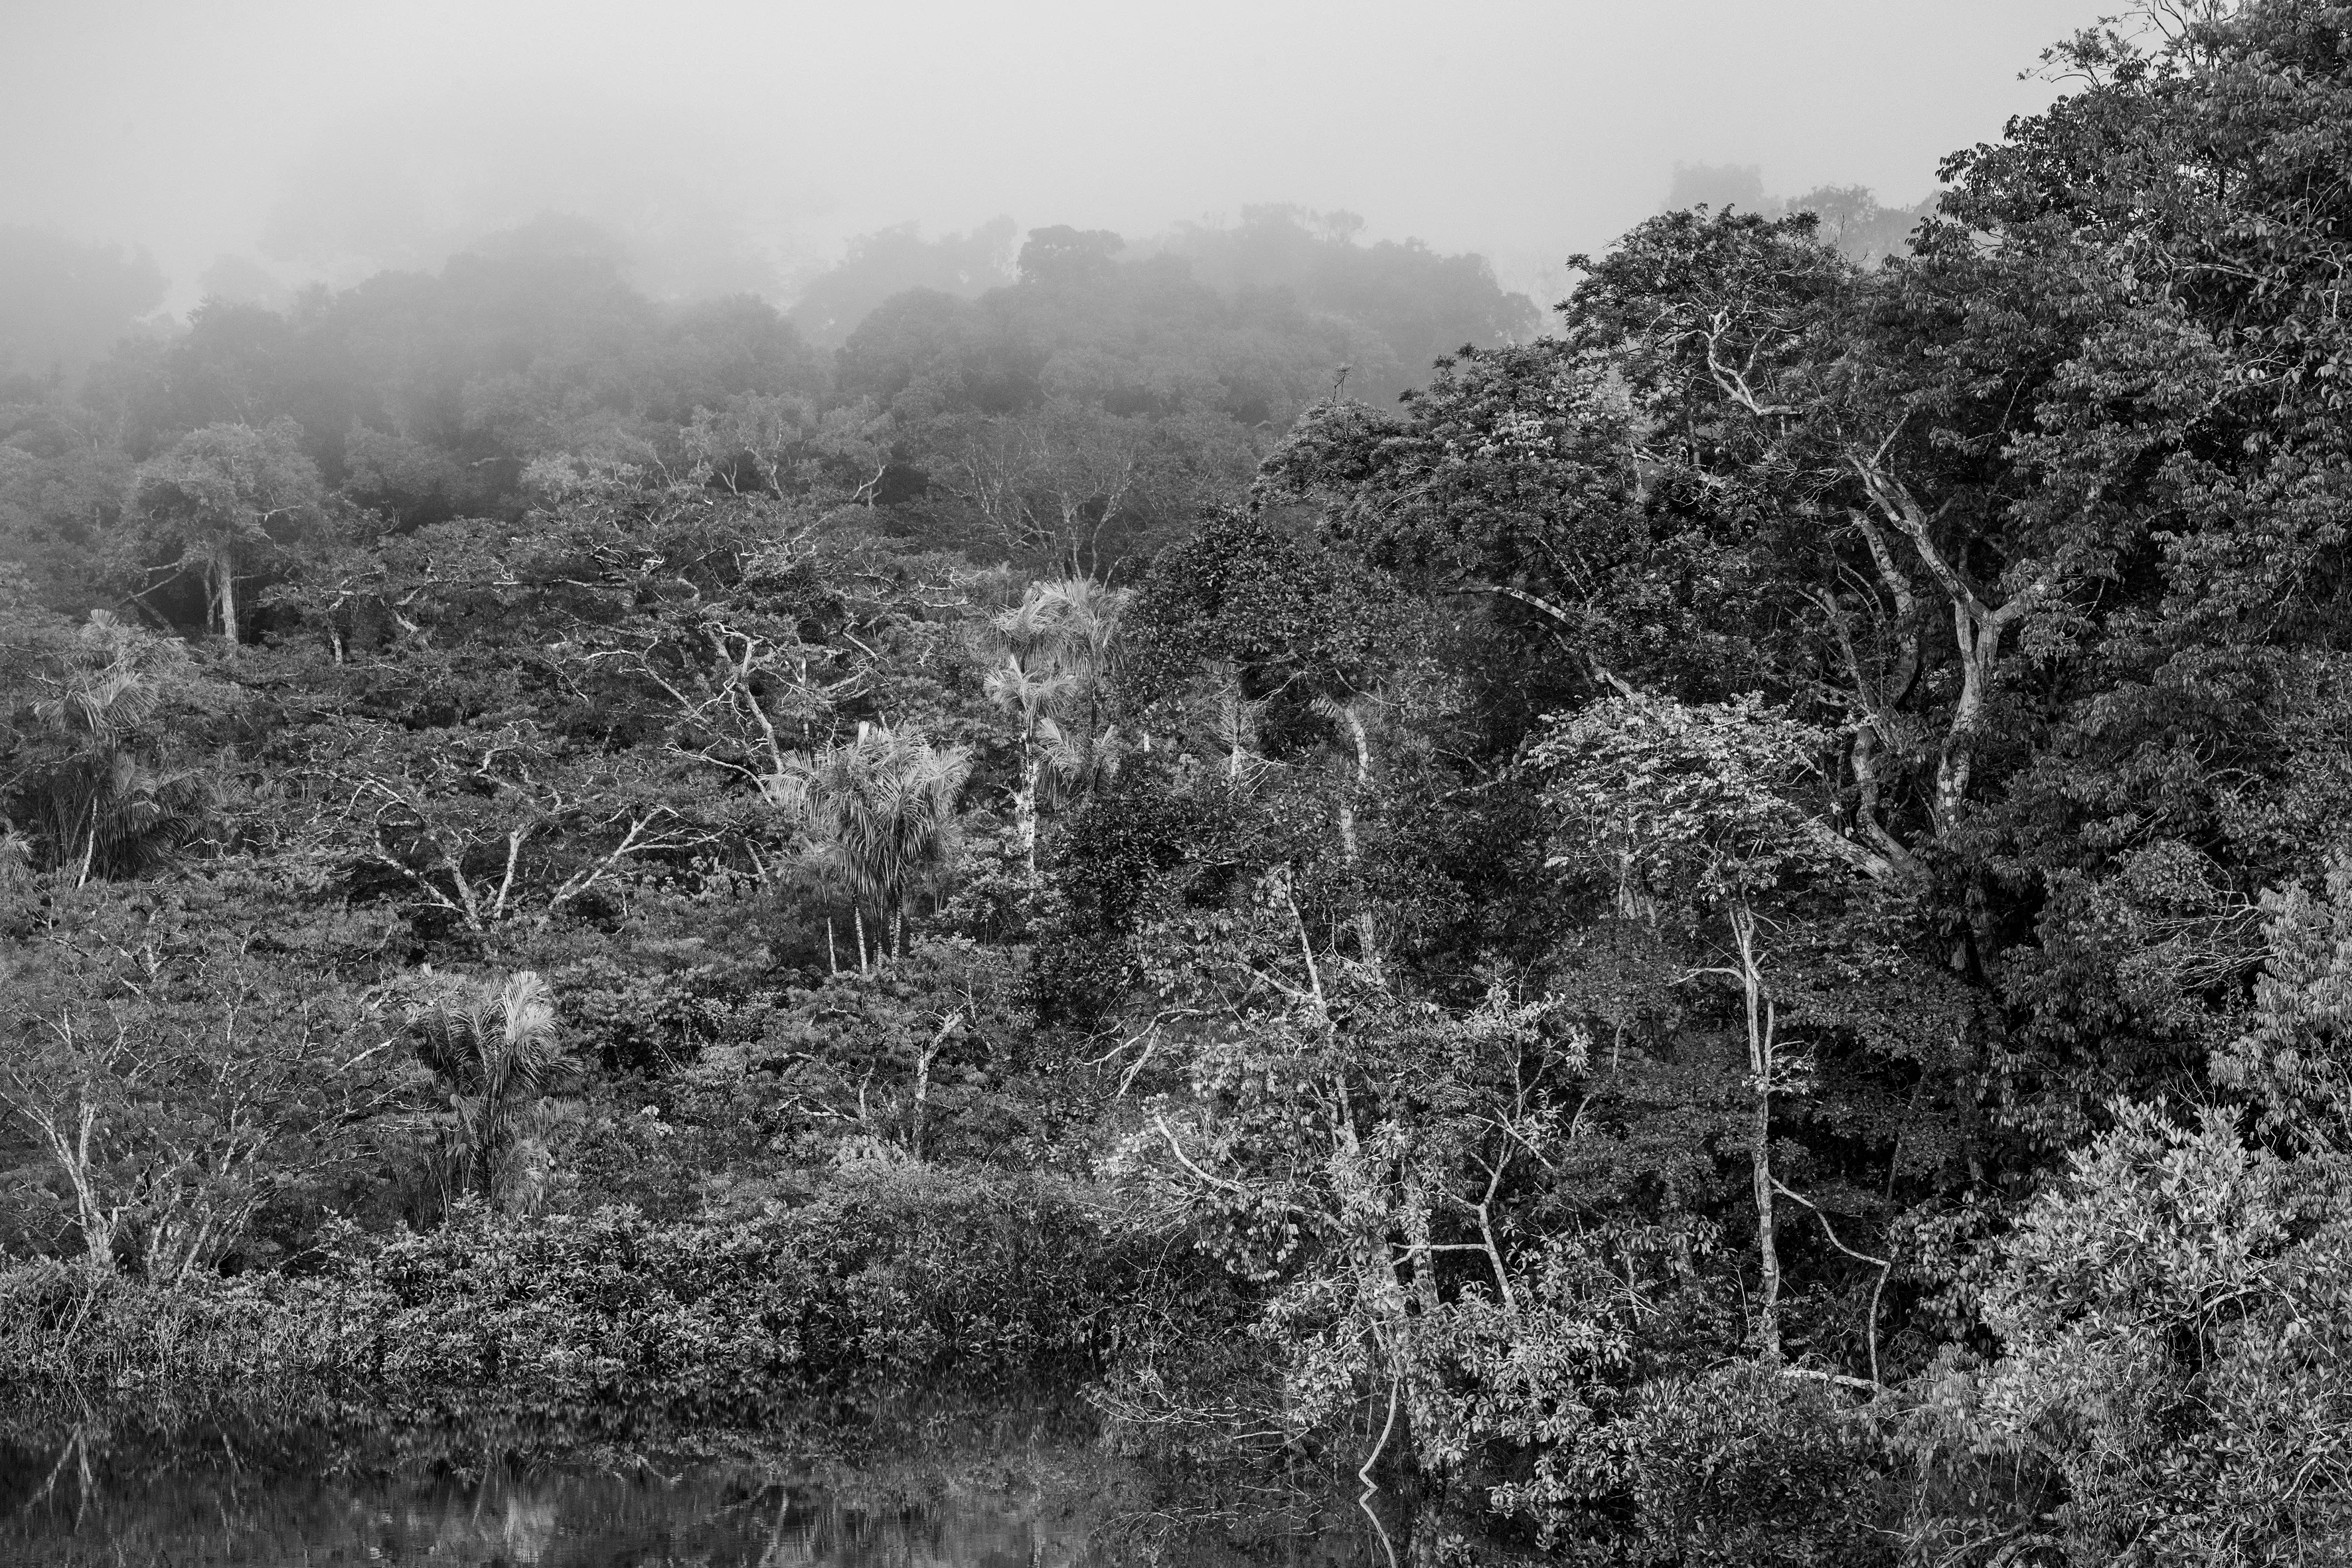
xmin=8 ymin=5 xmax=2352 ymax=1563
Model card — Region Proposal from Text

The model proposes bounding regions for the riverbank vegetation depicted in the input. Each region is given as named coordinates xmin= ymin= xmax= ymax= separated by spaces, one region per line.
xmin=9 ymin=5 xmax=2352 ymax=1562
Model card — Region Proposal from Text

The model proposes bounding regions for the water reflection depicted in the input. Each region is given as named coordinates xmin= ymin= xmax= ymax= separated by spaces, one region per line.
xmin=0 ymin=1426 xmax=1139 ymax=1567
xmin=0 ymin=1401 xmax=1432 ymax=1567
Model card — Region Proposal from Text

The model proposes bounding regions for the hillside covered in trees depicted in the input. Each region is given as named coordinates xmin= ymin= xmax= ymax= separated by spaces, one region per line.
xmin=8 ymin=5 xmax=2352 ymax=1564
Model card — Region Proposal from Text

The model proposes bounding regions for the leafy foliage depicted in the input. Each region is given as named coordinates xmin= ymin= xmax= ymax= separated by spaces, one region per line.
xmin=15 ymin=9 xmax=2352 ymax=1557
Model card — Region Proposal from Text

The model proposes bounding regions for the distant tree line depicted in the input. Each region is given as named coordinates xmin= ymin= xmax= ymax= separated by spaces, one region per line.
xmin=0 ymin=205 xmax=1540 ymax=627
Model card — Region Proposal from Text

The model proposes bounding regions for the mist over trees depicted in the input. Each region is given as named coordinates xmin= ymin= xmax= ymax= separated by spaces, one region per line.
xmin=787 ymin=218 xmax=1021 ymax=347
xmin=0 ymin=230 xmax=169 ymax=381
xmin=1 ymin=204 xmax=1535 ymax=613
xmin=1667 ymin=162 xmax=1938 ymax=266
xmin=11 ymin=3 xmax=2352 ymax=1563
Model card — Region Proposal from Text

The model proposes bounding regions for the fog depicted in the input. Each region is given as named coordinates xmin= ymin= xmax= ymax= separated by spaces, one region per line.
xmin=7 ymin=0 xmax=2110 ymax=312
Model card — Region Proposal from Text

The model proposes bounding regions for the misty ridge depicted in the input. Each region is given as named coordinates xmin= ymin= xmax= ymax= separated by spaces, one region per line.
xmin=0 ymin=174 xmax=1922 ymax=589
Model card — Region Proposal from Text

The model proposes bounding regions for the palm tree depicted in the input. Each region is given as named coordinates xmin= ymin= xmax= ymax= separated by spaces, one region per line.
xmin=1038 ymin=712 xmax=1125 ymax=804
xmin=982 ymin=647 xmax=1069 ymax=875
xmin=408 ymin=969 xmax=567 ymax=1215
xmin=777 ymin=724 xmax=971 ymax=970
xmin=982 ymin=578 xmax=1128 ymax=876
xmin=21 ymin=612 xmax=206 ymax=885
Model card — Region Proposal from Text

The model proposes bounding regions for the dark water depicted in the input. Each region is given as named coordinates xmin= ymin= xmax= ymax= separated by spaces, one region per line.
xmin=0 ymin=1417 xmax=1401 ymax=1567
xmin=3 ymin=1458 xmax=1105 ymax=1566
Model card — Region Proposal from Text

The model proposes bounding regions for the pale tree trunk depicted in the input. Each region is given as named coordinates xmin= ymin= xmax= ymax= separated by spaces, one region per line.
xmin=33 ymin=1101 xmax=120 ymax=1275
xmin=1845 ymin=723 xmax=1915 ymax=874
xmin=911 ymin=1042 xmax=931 ymax=1161
xmin=1329 ymin=701 xmax=1381 ymax=973
xmin=1820 ymin=528 xmax=1921 ymax=878
xmin=212 ymin=558 xmax=239 ymax=647
xmin=1851 ymin=461 xmax=2057 ymax=973
xmin=1731 ymin=901 xmax=1780 ymax=1360
xmin=1331 ymin=1103 xmax=1432 ymax=1557
xmin=1749 ymin=1075 xmax=1780 ymax=1359
xmin=853 ymin=909 xmax=870 ymax=975
xmin=1334 ymin=799 xmax=1381 ymax=974
xmin=909 ymin=1010 xmax=961 ymax=1163
xmin=1015 ymin=740 xmax=1040 ymax=878
xmin=1851 ymin=459 xmax=2050 ymax=839
xmin=1935 ymin=593 xmax=2005 ymax=834
xmin=76 ymin=798 xmax=100 ymax=889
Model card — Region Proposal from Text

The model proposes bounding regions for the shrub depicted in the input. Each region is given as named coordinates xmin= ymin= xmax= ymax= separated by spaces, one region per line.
xmin=0 ymin=1168 xmax=1194 ymax=1439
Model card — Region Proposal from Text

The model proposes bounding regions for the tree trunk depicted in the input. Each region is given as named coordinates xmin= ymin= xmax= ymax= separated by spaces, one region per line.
xmin=212 ymin=558 xmax=239 ymax=647
xmin=1749 ymin=1076 xmax=1780 ymax=1360
xmin=1336 ymin=797 xmax=1381 ymax=974
xmin=1732 ymin=901 xmax=1781 ymax=1360
xmin=1934 ymin=597 xmax=2001 ymax=834
xmin=1330 ymin=703 xmax=1381 ymax=973
xmin=37 ymin=1101 xmax=118 ymax=1275
xmin=1014 ymin=739 xmax=1040 ymax=878
xmin=1851 ymin=456 xmax=2047 ymax=840
xmin=76 ymin=796 xmax=100 ymax=888
xmin=911 ymin=1046 xmax=930 ymax=1162
xmin=853 ymin=909 xmax=870 ymax=975
xmin=911 ymin=1011 xmax=959 ymax=1164
xmin=1399 ymin=1174 xmax=1442 ymax=1318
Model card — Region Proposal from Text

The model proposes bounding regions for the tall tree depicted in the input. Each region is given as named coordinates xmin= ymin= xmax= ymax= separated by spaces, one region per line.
xmin=127 ymin=420 xmax=323 ymax=644
xmin=1539 ymin=694 xmax=1869 ymax=1362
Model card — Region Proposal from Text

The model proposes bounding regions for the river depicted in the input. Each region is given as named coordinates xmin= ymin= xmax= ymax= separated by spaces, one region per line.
xmin=0 ymin=1408 xmax=1412 ymax=1566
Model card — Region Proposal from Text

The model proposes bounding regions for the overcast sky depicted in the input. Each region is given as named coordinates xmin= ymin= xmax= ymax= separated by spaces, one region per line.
xmin=4 ymin=0 xmax=2117 ymax=305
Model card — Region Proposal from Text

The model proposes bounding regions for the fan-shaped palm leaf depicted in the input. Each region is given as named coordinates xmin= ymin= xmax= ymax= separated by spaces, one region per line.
xmin=980 ymin=578 xmax=1128 ymax=875
xmin=775 ymin=725 xmax=972 ymax=962
xmin=21 ymin=612 xmax=206 ymax=882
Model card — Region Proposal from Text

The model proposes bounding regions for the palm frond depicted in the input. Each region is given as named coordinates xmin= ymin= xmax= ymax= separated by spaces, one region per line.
xmin=1041 ymin=719 xmax=1125 ymax=803
xmin=495 ymin=971 xmax=562 ymax=1093
xmin=783 ymin=724 xmax=971 ymax=921
xmin=406 ymin=969 xmax=568 ymax=1214
xmin=410 ymin=992 xmax=489 ymax=1091
xmin=983 ymin=652 xmax=1071 ymax=723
